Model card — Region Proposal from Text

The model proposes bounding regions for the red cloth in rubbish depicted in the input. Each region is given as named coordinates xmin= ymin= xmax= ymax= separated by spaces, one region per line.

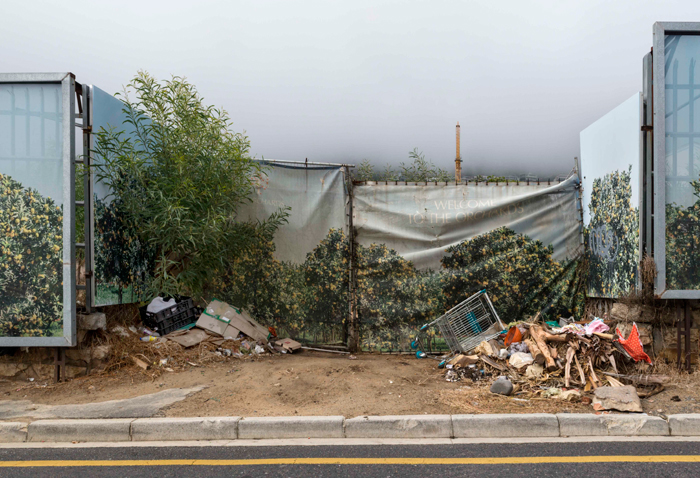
xmin=615 ymin=323 xmax=652 ymax=364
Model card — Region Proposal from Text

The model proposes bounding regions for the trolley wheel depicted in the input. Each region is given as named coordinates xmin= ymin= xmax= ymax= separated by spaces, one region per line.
xmin=410 ymin=339 xmax=419 ymax=350
xmin=415 ymin=351 xmax=427 ymax=359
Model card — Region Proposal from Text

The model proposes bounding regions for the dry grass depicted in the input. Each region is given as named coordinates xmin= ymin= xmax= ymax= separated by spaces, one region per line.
xmin=437 ymin=381 xmax=590 ymax=414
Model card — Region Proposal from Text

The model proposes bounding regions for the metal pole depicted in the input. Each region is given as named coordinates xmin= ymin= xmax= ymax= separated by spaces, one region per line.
xmin=346 ymin=167 xmax=359 ymax=352
xmin=83 ymin=85 xmax=93 ymax=313
xmin=256 ymin=158 xmax=356 ymax=168
xmin=685 ymin=300 xmax=692 ymax=372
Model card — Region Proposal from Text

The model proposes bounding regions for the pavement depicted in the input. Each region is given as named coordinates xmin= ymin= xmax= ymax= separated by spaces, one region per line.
xmin=0 ymin=438 xmax=699 ymax=477
xmin=0 ymin=386 xmax=205 ymax=419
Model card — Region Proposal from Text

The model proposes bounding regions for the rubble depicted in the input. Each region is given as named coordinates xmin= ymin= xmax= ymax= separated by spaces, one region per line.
xmin=490 ymin=376 xmax=513 ymax=396
xmin=438 ymin=315 xmax=669 ymax=413
xmin=559 ymin=389 xmax=581 ymax=402
xmin=592 ymin=385 xmax=643 ymax=412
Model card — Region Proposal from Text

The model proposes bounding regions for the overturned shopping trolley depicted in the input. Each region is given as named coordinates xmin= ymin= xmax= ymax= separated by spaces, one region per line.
xmin=411 ymin=289 xmax=505 ymax=360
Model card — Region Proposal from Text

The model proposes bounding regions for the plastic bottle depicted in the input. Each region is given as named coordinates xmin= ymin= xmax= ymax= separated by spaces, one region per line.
xmin=140 ymin=336 xmax=157 ymax=342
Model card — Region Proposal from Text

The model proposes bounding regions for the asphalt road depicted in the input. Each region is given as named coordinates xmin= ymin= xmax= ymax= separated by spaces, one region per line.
xmin=1 ymin=440 xmax=700 ymax=477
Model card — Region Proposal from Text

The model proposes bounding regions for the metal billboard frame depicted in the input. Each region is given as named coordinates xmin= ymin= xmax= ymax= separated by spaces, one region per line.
xmin=652 ymin=22 xmax=700 ymax=298
xmin=0 ymin=73 xmax=77 ymax=346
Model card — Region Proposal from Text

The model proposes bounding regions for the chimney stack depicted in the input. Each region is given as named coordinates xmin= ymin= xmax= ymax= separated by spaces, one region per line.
xmin=455 ymin=122 xmax=462 ymax=183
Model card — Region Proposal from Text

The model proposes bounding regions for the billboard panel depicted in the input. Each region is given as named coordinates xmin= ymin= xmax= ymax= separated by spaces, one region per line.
xmin=652 ymin=23 xmax=700 ymax=298
xmin=580 ymin=93 xmax=642 ymax=298
xmin=0 ymin=74 xmax=76 ymax=345
xmin=90 ymin=86 xmax=153 ymax=307
xmin=661 ymin=33 xmax=700 ymax=293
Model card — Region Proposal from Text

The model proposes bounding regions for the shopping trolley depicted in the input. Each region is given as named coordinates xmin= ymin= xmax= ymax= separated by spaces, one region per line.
xmin=411 ymin=289 xmax=505 ymax=363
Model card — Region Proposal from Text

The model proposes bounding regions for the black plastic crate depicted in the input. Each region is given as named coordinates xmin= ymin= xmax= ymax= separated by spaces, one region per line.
xmin=139 ymin=297 xmax=200 ymax=335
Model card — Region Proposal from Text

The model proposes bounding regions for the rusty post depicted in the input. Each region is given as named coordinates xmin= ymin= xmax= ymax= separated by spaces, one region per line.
xmin=345 ymin=166 xmax=359 ymax=353
xmin=685 ymin=300 xmax=692 ymax=372
xmin=677 ymin=303 xmax=682 ymax=370
xmin=54 ymin=347 xmax=65 ymax=383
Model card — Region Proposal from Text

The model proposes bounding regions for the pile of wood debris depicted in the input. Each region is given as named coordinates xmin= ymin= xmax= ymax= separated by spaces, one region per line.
xmin=443 ymin=317 xmax=669 ymax=410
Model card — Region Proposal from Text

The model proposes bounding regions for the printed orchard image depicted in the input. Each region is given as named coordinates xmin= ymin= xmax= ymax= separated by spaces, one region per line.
xmin=586 ymin=166 xmax=639 ymax=297
xmin=215 ymin=225 xmax=584 ymax=352
xmin=94 ymin=192 xmax=155 ymax=306
xmin=666 ymin=175 xmax=700 ymax=290
xmin=0 ymin=174 xmax=63 ymax=337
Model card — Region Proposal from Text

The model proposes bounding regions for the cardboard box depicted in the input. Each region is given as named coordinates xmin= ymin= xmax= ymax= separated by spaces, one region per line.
xmin=196 ymin=311 xmax=230 ymax=336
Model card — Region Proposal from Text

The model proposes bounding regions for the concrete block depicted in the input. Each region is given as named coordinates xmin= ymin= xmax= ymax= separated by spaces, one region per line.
xmin=28 ymin=419 xmax=132 ymax=442
xmin=669 ymin=414 xmax=700 ymax=436
xmin=0 ymin=363 xmax=29 ymax=379
xmin=557 ymin=413 xmax=669 ymax=436
xmin=238 ymin=416 xmax=344 ymax=439
xmin=78 ymin=312 xmax=107 ymax=331
xmin=131 ymin=417 xmax=239 ymax=441
xmin=452 ymin=414 xmax=558 ymax=438
xmin=344 ymin=415 xmax=452 ymax=438
xmin=0 ymin=422 xmax=27 ymax=442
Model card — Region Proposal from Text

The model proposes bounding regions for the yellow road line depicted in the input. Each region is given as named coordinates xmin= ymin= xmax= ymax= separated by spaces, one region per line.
xmin=1 ymin=456 xmax=700 ymax=467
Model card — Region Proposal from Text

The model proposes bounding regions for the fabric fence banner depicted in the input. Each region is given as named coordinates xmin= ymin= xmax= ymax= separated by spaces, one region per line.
xmin=353 ymin=175 xmax=585 ymax=352
xmin=229 ymin=162 xmax=350 ymax=344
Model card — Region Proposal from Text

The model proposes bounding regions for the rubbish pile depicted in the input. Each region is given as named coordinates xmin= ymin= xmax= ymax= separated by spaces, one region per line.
xmin=122 ymin=296 xmax=303 ymax=372
xmin=442 ymin=316 xmax=669 ymax=413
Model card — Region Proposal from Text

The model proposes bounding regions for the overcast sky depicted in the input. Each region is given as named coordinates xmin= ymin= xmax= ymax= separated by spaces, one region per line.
xmin=3 ymin=0 xmax=700 ymax=176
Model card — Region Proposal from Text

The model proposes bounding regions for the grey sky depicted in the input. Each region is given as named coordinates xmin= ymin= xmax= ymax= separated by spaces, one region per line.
xmin=3 ymin=0 xmax=699 ymax=176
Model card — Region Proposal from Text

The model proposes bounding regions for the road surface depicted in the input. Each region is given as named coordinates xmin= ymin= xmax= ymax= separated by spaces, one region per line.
xmin=1 ymin=438 xmax=699 ymax=477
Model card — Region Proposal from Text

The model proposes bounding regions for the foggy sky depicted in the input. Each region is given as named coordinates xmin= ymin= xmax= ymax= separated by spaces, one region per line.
xmin=3 ymin=0 xmax=700 ymax=176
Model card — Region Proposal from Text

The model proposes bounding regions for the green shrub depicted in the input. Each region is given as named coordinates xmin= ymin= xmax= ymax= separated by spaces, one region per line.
xmin=94 ymin=72 xmax=283 ymax=300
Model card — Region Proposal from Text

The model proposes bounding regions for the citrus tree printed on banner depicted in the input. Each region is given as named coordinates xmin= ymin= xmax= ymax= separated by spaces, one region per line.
xmin=0 ymin=174 xmax=62 ymax=337
xmin=586 ymin=167 xmax=639 ymax=297
xmin=666 ymin=175 xmax=700 ymax=290
xmin=442 ymin=227 xmax=584 ymax=324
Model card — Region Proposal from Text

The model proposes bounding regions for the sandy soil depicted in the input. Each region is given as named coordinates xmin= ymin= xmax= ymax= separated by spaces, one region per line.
xmin=1 ymin=352 xmax=698 ymax=418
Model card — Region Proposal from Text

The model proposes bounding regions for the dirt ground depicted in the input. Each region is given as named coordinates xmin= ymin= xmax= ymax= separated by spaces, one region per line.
xmin=2 ymin=352 xmax=700 ymax=418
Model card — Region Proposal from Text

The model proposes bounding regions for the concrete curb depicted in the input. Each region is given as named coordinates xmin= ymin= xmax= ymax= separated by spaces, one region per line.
xmin=238 ymin=416 xmax=344 ymax=439
xmin=4 ymin=413 xmax=699 ymax=443
xmin=344 ymin=415 xmax=452 ymax=438
xmin=0 ymin=422 xmax=27 ymax=443
xmin=453 ymin=413 xmax=559 ymax=438
xmin=131 ymin=417 xmax=240 ymax=441
xmin=557 ymin=413 xmax=669 ymax=436
xmin=669 ymin=414 xmax=700 ymax=436
xmin=28 ymin=419 xmax=133 ymax=442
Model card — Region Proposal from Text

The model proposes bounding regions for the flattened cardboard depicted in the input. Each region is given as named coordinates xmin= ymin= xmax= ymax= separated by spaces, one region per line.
xmin=449 ymin=354 xmax=479 ymax=368
xmin=222 ymin=324 xmax=241 ymax=340
xmin=202 ymin=299 xmax=268 ymax=342
xmin=167 ymin=328 xmax=210 ymax=348
xmin=196 ymin=311 xmax=230 ymax=336
xmin=275 ymin=338 xmax=302 ymax=353
xmin=227 ymin=309 xmax=268 ymax=342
